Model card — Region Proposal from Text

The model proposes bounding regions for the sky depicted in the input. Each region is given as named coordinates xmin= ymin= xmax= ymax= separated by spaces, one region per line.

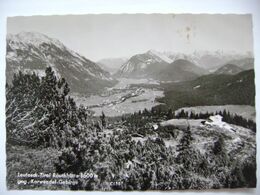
xmin=7 ymin=14 xmax=254 ymax=61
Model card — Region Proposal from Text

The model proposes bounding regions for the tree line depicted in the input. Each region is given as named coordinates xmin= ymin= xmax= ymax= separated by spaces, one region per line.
xmin=175 ymin=109 xmax=256 ymax=132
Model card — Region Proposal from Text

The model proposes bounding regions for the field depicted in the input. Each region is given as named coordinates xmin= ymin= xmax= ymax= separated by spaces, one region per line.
xmin=175 ymin=105 xmax=256 ymax=121
xmin=72 ymin=78 xmax=164 ymax=116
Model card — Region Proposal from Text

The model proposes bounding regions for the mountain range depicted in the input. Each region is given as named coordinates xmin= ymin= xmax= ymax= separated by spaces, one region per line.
xmin=115 ymin=50 xmax=209 ymax=82
xmin=6 ymin=32 xmax=116 ymax=95
xmin=115 ymin=50 xmax=171 ymax=78
xmin=6 ymin=32 xmax=254 ymax=95
xmin=165 ymin=50 xmax=253 ymax=70
xmin=115 ymin=49 xmax=253 ymax=82
xmin=156 ymin=59 xmax=208 ymax=82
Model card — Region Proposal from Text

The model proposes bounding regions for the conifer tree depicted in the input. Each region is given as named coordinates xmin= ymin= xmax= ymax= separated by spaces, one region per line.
xmin=176 ymin=121 xmax=193 ymax=169
xmin=100 ymin=111 xmax=106 ymax=128
xmin=166 ymin=108 xmax=174 ymax=120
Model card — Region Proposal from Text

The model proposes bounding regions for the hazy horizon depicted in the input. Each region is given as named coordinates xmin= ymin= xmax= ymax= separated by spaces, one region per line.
xmin=7 ymin=14 xmax=254 ymax=61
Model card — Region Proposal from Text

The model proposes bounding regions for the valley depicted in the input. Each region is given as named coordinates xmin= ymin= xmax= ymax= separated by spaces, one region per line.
xmin=72 ymin=78 xmax=164 ymax=116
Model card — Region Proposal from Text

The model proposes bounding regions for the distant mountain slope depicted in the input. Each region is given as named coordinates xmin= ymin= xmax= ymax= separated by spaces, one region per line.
xmin=157 ymin=59 xmax=208 ymax=81
xmin=214 ymin=64 xmax=244 ymax=75
xmin=227 ymin=58 xmax=254 ymax=70
xmin=159 ymin=69 xmax=255 ymax=110
xmin=97 ymin=57 xmax=128 ymax=74
xmin=115 ymin=50 xmax=172 ymax=78
xmin=6 ymin=32 xmax=116 ymax=94
xmin=115 ymin=50 xmax=208 ymax=82
xmin=167 ymin=52 xmax=225 ymax=70
xmin=165 ymin=51 xmax=253 ymax=70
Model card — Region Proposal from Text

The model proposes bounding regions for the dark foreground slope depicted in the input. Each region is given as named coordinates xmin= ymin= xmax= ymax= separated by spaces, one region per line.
xmin=6 ymin=68 xmax=256 ymax=190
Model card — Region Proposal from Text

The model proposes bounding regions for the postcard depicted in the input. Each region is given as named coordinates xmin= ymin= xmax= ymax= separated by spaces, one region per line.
xmin=6 ymin=14 xmax=256 ymax=190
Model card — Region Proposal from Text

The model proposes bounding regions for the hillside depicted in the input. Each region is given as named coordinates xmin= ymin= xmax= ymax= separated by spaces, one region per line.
xmin=115 ymin=50 xmax=171 ymax=78
xmin=6 ymin=32 xmax=116 ymax=94
xmin=115 ymin=50 xmax=208 ymax=82
xmin=156 ymin=59 xmax=208 ymax=82
xmin=158 ymin=69 xmax=255 ymax=110
xmin=214 ymin=64 xmax=244 ymax=75
xmin=6 ymin=68 xmax=256 ymax=190
xmin=227 ymin=58 xmax=254 ymax=70
xmin=174 ymin=105 xmax=256 ymax=122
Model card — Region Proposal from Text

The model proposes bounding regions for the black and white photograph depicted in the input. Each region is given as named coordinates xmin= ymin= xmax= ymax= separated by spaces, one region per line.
xmin=5 ymin=14 xmax=256 ymax=191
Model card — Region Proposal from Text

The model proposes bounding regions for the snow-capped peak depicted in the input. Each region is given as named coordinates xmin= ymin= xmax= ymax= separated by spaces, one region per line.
xmin=6 ymin=31 xmax=115 ymax=94
xmin=7 ymin=31 xmax=65 ymax=49
xmin=146 ymin=49 xmax=173 ymax=63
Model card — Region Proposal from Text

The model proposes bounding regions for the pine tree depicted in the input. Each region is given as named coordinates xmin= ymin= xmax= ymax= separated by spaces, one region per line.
xmin=176 ymin=121 xmax=193 ymax=169
xmin=189 ymin=111 xmax=193 ymax=119
xmin=178 ymin=109 xmax=186 ymax=118
xmin=213 ymin=136 xmax=224 ymax=155
xmin=100 ymin=111 xmax=106 ymax=128
xmin=166 ymin=108 xmax=174 ymax=120
xmin=6 ymin=67 xmax=84 ymax=148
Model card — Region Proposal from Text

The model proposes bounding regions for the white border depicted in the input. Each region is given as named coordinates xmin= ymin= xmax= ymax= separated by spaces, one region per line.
xmin=0 ymin=0 xmax=259 ymax=195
